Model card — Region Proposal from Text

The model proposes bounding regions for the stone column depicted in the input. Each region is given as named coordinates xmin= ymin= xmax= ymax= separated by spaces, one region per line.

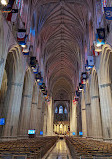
xmin=70 ymin=96 xmax=77 ymax=135
xmin=99 ymin=83 xmax=112 ymax=140
xmin=0 ymin=12 xmax=5 ymax=89
xmin=36 ymin=107 xmax=42 ymax=135
xmin=47 ymin=97 xmax=53 ymax=136
xmin=43 ymin=112 xmax=47 ymax=136
xmin=30 ymin=102 xmax=38 ymax=130
xmin=3 ymin=82 xmax=23 ymax=139
xmin=91 ymin=95 xmax=102 ymax=139
xmin=81 ymin=90 xmax=87 ymax=137
xmin=86 ymin=103 xmax=92 ymax=137
xmin=41 ymin=111 xmax=44 ymax=132
xmin=19 ymin=94 xmax=33 ymax=137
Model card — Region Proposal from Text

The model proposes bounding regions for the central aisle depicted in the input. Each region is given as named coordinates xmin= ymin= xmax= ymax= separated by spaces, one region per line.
xmin=46 ymin=138 xmax=72 ymax=159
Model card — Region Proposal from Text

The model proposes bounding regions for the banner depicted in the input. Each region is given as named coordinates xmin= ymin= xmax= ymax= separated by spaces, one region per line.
xmin=17 ymin=29 xmax=26 ymax=41
xmin=97 ymin=28 xmax=105 ymax=40
xmin=87 ymin=56 xmax=94 ymax=67
xmin=7 ymin=9 xmax=18 ymax=22
xmin=93 ymin=49 xmax=100 ymax=56
xmin=30 ymin=57 xmax=36 ymax=67
xmin=104 ymin=7 xmax=112 ymax=20
xmin=17 ymin=29 xmax=27 ymax=45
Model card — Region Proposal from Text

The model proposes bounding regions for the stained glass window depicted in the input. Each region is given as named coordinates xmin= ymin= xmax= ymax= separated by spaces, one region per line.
xmin=64 ymin=108 xmax=67 ymax=114
xmin=59 ymin=106 xmax=63 ymax=114
xmin=55 ymin=107 xmax=58 ymax=113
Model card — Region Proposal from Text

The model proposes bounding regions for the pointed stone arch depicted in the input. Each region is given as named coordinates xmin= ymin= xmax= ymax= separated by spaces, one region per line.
xmin=98 ymin=44 xmax=112 ymax=140
xmin=18 ymin=68 xmax=34 ymax=138
xmin=1 ymin=45 xmax=24 ymax=139
xmin=90 ymin=68 xmax=102 ymax=139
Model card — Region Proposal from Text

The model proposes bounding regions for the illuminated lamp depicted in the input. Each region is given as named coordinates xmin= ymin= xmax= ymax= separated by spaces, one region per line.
xmin=32 ymin=64 xmax=39 ymax=74
xmin=37 ymin=79 xmax=40 ymax=82
xmin=35 ymin=72 xmax=41 ymax=81
xmin=76 ymin=90 xmax=80 ymax=97
xmin=79 ymin=83 xmax=83 ymax=91
xmin=30 ymin=57 xmax=39 ymax=74
xmin=40 ymin=83 xmax=46 ymax=91
xmin=1 ymin=0 xmax=8 ymax=5
xmin=81 ymin=72 xmax=88 ymax=85
xmin=41 ymin=88 xmax=45 ymax=91
xmin=81 ymin=78 xmax=86 ymax=85
xmin=75 ymin=97 xmax=79 ymax=101
xmin=22 ymin=42 xmax=30 ymax=55
xmin=81 ymin=72 xmax=87 ymax=79
xmin=43 ymin=90 xmax=47 ymax=96
xmin=21 ymin=44 xmax=26 ymax=48
xmin=85 ymin=56 xmax=94 ymax=69
xmin=38 ymin=77 xmax=43 ymax=85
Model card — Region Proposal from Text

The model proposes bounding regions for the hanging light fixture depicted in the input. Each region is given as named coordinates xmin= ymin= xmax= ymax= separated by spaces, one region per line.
xmin=35 ymin=72 xmax=42 ymax=83
xmin=79 ymin=83 xmax=83 ymax=91
xmin=1 ymin=0 xmax=8 ymax=5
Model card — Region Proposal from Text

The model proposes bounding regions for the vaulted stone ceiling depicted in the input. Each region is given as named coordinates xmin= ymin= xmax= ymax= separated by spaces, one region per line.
xmin=32 ymin=0 xmax=93 ymax=99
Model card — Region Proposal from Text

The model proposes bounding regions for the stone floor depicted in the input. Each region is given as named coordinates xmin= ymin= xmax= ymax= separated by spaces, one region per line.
xmin=46 ymin=139 xmax=72 ymax=159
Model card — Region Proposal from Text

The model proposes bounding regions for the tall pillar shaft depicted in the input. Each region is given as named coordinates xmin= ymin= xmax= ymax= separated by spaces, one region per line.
xmin=70 ymin=101 xmax=77 ymax=135
xmin=86 ymin=103 xmax=92 ymax=137
xmin=91 ymin=96 xmax=102 ymax=139
xmin=19 ymin=94 xmax=33 ymax=137
xmin=99 ymin=84 xmax=112 ymax=140
xmin=36 ymin=108 xmax=42 ymax=135
xmin=47 ymin=98 xmax=53 ymax=136
xmin=43 ymin=113 xmax=47 ymax=135
xmin=3 ymin=82 xmax=23 ymax=138
xmin=81 ymin=91 xmax=87 ymax=137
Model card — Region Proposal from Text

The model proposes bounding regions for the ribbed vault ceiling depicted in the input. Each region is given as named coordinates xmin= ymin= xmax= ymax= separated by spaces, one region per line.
xmin=32 ymin=0 xmax=93 ymax=98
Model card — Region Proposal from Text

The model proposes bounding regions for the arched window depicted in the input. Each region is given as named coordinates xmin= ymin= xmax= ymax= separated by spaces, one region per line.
xmin=64 ymin=108 xmax=67 ymax=114
xmin=55 ymin=107 xmax=58 ymax=113
xmin=59 ymin=106 xmax=63 ymax=114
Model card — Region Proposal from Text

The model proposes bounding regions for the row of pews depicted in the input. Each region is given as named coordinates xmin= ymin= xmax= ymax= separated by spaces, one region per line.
xmin=65 ymin=137 xmax=112 ymax=158
xmin=0 ymin=136 xmax=58 ymax=159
